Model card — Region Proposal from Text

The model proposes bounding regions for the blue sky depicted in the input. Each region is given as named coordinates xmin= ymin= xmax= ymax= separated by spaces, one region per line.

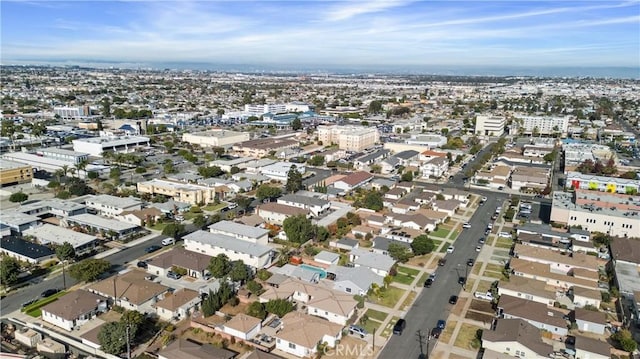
xmin=2 ymin=1 xmax=639 ymax=68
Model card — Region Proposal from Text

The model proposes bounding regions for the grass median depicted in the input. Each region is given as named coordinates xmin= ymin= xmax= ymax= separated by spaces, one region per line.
xmin=21 ymin=291 xmax=67 ymax=317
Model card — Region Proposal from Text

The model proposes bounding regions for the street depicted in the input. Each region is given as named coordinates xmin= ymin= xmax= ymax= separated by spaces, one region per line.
xmin=380 ymin=194 xmax=507 ymax=359
xmin=1 ymin=233 xmax=168 ymax=315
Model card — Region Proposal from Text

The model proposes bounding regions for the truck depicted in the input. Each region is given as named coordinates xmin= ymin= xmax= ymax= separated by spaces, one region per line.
xmin=474 ymin=291 xmax=494 ymax=301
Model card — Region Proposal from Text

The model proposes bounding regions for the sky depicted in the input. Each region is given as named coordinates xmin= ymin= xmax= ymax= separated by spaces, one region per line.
xmin=1 ymin=0 xmax=639 ymax=69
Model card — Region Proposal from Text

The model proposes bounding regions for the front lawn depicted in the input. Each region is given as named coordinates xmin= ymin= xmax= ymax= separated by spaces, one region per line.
xmin=365 ymin=309 xmax=388 ymax=322
xmin=369 ymin=286 xmax=406 ymax=308
xmin=397 ymin=265 xmax=420 ymax=276
xmin=431 ymin=227 xmax=451 ymax=238
xmin=453 ymin=323 xmax=483 ymax=350
xmin=203 ymin=203 xmax=228 ymax=212
xmin=392 ymin=266 xmax=420 ymax=285
xmin=400 ymin=291 xmax=417 ymax=310
xmin=495 ymin=238 xmax=513 ymax=249
xmin=361 ymin=318 xmax=382 ymax=335
xmin=22 ymin=291 xmax=67 ymax=317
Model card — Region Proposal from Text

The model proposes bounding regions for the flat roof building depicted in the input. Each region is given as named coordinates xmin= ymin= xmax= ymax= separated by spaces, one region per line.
xmin=72 ymin=136 xmax=150 ymax=157
xmin=23 ymin=224 xmax=98 ymax=255
xmin=475 ymin=115 xmax=506 ymax=137
xmin=0 ymin=159 xmax=33 ymax=187
xmin=182 ymin=129 xmax=250 ymax=148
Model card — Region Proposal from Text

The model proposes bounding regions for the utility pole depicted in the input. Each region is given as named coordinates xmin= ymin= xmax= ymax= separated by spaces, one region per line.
xmin=125 ymin=322 xmax=131 ymax=359
xmin=61 ymin=260 xmax=67 ymax=290
xmin=416 ymin=330 xmax=427 ymax=359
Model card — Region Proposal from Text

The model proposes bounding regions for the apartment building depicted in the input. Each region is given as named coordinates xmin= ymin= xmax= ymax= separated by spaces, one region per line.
xmin=208 ymin=220 xmax=269 ymax=245
xmin=516 ymin=115 xmax=569 ymax=136
xmin=85 ymin=194 xmax=142 ymax=217
xmin=137 ymin=179 xmax=220 ymax=205
xmin=182 ymin=129 xmax=250 ymax=148
xmin=550 ymin=191 xmax=639 ymax=237
xmin=565 ymin=171 xmax=640 ymax=194
xmin=54 ymin=106 xmax=91 ymax=119
xmin=0 ymin=159 xmax=33 ymax=186
xmin=183 ymin=230 xmax=273 ymax=268
xmin=475 ymin=115 xmax=506 ymax=136
xmin=317 ymin=125 xmax=380 ymax=151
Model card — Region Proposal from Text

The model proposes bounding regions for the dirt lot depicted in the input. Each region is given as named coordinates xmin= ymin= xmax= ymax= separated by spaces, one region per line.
xmin=451 ymin=297 xmax=468 ymax=316
xmin=465 ymin=311 xmax=494 ymax=324
xmin=469 ymin=300 xmax=494 ymax=312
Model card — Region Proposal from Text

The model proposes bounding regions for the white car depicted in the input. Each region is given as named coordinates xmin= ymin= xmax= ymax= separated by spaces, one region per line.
xmin=498 ymin=232 xmax=511 ymax=238
xmin=476 ymin=245 xmax=482 ymax=252
xmin=462 ymin=222 xmax=471 ymax=229
xmin=487 ymin=223 xmax=493 ymax=230
xmin=446 ymin=246 xmax=455 ymax=253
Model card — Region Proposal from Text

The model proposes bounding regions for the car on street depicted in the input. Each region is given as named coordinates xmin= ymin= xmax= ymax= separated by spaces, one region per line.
xmin=137 ymin=261 xmax=148 ymax=268
xmin=476 ymin=245 xmax=482 ymax=252
xmin=487 ymin=223 xmax=493 ymax=229
xmin=424 ymin=278 xmax=433 ymax=287
xmin=448 ymin=295 xmax=458 ymax=304
xmin=467 ymin=258 xmax=475 ymax=266
xmin=462 ymin=222 xmax=471 ymax=229
xmin=491 ymin=213 xmax=499 ymax=220
xmin=41 ymin=289 xmax=59 ymax=298
xmin=22 ymin=299 xmax=38 ymax=308
xmin=161 ymin=238 xmax=176 ymax=246
xmin=430 ymin=327 xmax=442 ymax=339
xmin=478 ymin=237 xmax=485 ymax=244
xmin=348 ymin=325 xmax=367 ymax=338
xmin=446 ymin=246 xmax=455 ymax=253
xmin=458 ymin=276 xmax=466 ymax=285
xmin=393 ymin=319 xmax=406 ymax=335
xmin=167 ymin=271 xmax=182 ymax=280
xmin=438 ymin=258 xmax=447 ymax=266
xmin=428 ymin=272 xmax=437 ymax=281
xmin=437 ymin=320 xmax=446 ymax=329
xmin=145 ymin=245 xmax=162 ymax=253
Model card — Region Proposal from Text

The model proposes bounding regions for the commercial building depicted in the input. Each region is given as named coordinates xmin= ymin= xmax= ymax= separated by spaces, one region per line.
xmin=565 ymin=171 xmax=640 ymax=194
xmin=0 ymin=159 xmax=33 ymax=186
xmin=232 ymin=137 xmax=298 ymax=158
xmin=563 ymin=143 xmax=614 ymax=166
xmin=137 ymin=179 xmax=220 ymax=205
xmin=72 ymin=136 xmax=150 ymax=157
xmin=54 ymin=106 xmax=91 ymax=119
xmin=181 ymin=129 xmax=250 ymax=148
xmin=23 ymin=224 xmax=98 ymax=255
xmin=2 ymin=151 xmax=106 ymax=177
xmin=35 ymin=148 xmax=89 ymax=165
xmin=516 ymin=115 xmax=569 ymax=136
xmin=317 ymin=125 xmax=380 ymax=152
xmin=475 ymin=115 xmax=506 ymax=136
xmin=510 ymin=166 xmax=550 ymax=191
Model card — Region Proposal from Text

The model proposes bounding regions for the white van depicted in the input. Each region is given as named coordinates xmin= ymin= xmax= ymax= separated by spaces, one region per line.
xmin=161 ymin=238 xmax=175 ymax=246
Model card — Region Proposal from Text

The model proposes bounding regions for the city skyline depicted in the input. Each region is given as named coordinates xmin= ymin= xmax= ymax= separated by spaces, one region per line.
xmin=2 ymin=0 xmax=639 ymax=73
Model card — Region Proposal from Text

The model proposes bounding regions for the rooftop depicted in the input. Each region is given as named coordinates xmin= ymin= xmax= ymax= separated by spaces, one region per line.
xmin=0 ymin=158 xmax=30 ymax=170
xmin=67 ymin=213 xmax=139 ymax=232
xmin=41 ymin=290 xmax=106 ymax=321
xmin=482 ymin=318 xmax=553 ymax=357
xmin=23 ymin=224 xmax=97 ymax=248
xmin=183 ymin=230 xmax=272 ymax=257
xmin=0 ymin=236 xmax=55 ymax=259
xmin=208 ymin=220 xmax=269 ymax=240
xmin=154 ymin=288 xmax=200 ymax=312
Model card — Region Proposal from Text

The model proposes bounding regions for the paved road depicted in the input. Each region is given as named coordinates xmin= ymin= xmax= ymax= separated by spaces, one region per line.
xmin=380 ymin=194 xmax=507 ymax=359
xmin=1 ymin=233 xmax=168 ymax=315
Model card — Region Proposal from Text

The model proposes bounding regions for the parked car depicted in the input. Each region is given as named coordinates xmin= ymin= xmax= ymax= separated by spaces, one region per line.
xmin=145 ymin=245 xmax=161 ymax=253
xmin=137 ymin=261 xmax=148 ymax=268
xmin=430 ymin=327 xmax=442 ymax=339
xmin=448 ymin=295 xmax=458 ymax=304
xmin=476 ymin=245 xmax=482 ymax=252
xmin=22 ymin=299 xmax=38 ymax=308
xmin=437 ymin=320 xmax=446 ymax=329
xmin=161 ymin=238 xmax=175 ymax=246
xmin=474 ymin=291 xmax=494 ymax=301
xmin=167 ymin=271 xmax=182 ymax=280
xmin=462 ymin=222 xmax=471 ymax=229
xmin=458 ymin=276 xmax=466 ymax=285
xmin=393 ymin=319 xmax=407 ymax=335
xmin=478 ymin=238 xmax=485 ymax=244
xmin=467 ymin=259 xmax=474 ymax=266
xmin=424 ymin=278 xmax=433 ymax=287
xmin=498 ymin=232 xmax=511 ymax=238
xmin=438 ymin=258 xmax=447 ymax=266
xmin=446 ymin=246 xmax=455 ymax=253
xmin=348 ymin=325 xmax=367 ymax=338
xmin=41 ymin=289 xmax=59 ymax=298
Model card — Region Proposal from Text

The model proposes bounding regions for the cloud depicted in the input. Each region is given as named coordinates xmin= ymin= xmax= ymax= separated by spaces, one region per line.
xmin=323 ymin=0 xmax=411 ymax=21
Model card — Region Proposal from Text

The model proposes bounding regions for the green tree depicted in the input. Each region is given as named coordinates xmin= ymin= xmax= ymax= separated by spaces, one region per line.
xmin=229 ymin=260 xmax=251 ymax=283
xmin=55 ymin=242 xmax=76 ymax=261
xmin=401 ymin=171 xmax=413 ymax=182
xmin=612 ymin=329 xmax=637 ymax=352
xmin=246 ymin=280 xmax=263 ymax=295
xmin=208 ymin=254 xmax=231 ymax=278
xmin=285 ymin=165 xmax=303 ymax=193
xmin=233 ymin=196 xmax=253 ymax=211
xmin=198 ymin=165 xmax=224 ymax=178
xmin=315 ymin=226 xmax=330 ymax=242
xmin=246 ymin=301 xmax=267 ymax=319
xmin=98 ymin=322 xmax=127 ymax=355
xmin=411 ymin=235 xmax=435 ymax=255
xmin=256 ymin=184 xmax=282 ymax=201
xmin=291 ymin=118 xmax=302 ymax=131
xmin=162 ymin=223 xmax=185 ymax=238
xmin=0 ymin=256 xmax=20 ymax=286
xmin=387 ymin=243 xmax=412 ymax=263
xmin=68 ymin=259 xmax=111 ymax=282
xmin=9 ymin=192 xmax=28 ymax=203
xmin=361 ymin=190 xmax=383 ymax=211
xmin=264 ymin=298 xmax=295 ymax=317
xmin=307 ymin=155 xmax=325 ymax=166
xmin=283 ymin=214 xmax=314 ymax=244
xmin=193 ymin=214 xmax=207 ymax=229
xmin=367 ymin=100 xmax=383 ymax=114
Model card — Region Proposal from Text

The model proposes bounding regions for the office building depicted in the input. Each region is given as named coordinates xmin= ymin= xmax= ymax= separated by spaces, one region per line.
xmin=182 ymin=129 xmax=250 ymax=148
xmin=317 ymin=125 xmax=379 ymax=152
xmin=72 ymin=136 xmax=150 ymax=157
xmin=0 ymin=159 xmax=33 ymax=186
xmin=475 ymin=115 xmax=506 ymax=136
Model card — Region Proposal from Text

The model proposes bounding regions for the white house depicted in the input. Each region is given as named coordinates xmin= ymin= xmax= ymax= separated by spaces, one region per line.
xmin=41 ymin=290 xmax=107 ymax=331
xmin=572 ymin=287 xmax=602 ymax=309
xmin=256 ymin=202 xmax=310 ymax=226
xmin=275 ymin=312 xmax=342 ymax=358
xmin=154 ymin=288 xmax=201 ymax=322
xmin=574 ymin=336 xmax=610 ymax=359
xmin=333 ymin=171 xmax=373 ymax=192
xmin=482 ymin=319 xmax=554 ymax=359
xmin=277 ymin=193 xmax=330 ymax=217
xmin=183 ymin=230 xmax=273 ymax=268
xmin=259 ymin=162 xmax=305 ymax=182
xmin=575 ymin=308 xmax=606 ymax=335
xmin=327 ymin=265 xmax=384 ymax=296
xmin=220 ymin=313 xmax=262 ymax=340
xmin=498 ymin=295 xmax=568 ymax=337
xmin=84 ymin=194 xmax=142 ymax=217
xmin=497 ymin=277 xmax=556 ymax=307
xmin=349 ymin=248 xmax=395 ymax=276
xmin=421 ymin=157 xmax=449 ymax=178
xmin=208 ymin=220 xmax=270 ymax=245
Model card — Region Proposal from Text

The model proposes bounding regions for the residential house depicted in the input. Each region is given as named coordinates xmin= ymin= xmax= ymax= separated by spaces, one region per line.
xmin=0 ymin=236 xmax=55 ymax=264
xmin=349 ymin=248 xmax=395 ymax=276
xmin=572 ymin=287 xmax=602 ymax=309
xmin=513 ymin=244 xmax=599 ymax=276
xmin=608 ymin=236 xmax=640 ymax=300
xmin=260 ymin=162 xmax=305 ymax=182
xmin=183 ymin=230 xmax=273 ymax=268
xmin=314 ymin=251 xmax=340 ymax=266
xmin=482 ymin=319 xmax=554 ymax=359
xmin=510 ymin=166 xmax=550 ymax=192
xmin=371 ymin=237 xmax=411 ymax=256
xmin=498 ymin=295 xmax=568 ymax=336
xmin=0 ymin=211 xmax=40 ymax=234
xmin=509 ymin=258 xmax=599 ymax=291
xmin=158 ymin=339 xmax=236 ymax=359
xmin=574 ymin=308 xmax=606 ymax=335
xmin=256 ymin=202 xmax=310 ymax=226
xmin=274 ymin=264 xmax=320 ymax=283
xmin=84 ymin=194 xmax=142 ymax=217
xmin=209 ymin=220 xmax=270 ymax=245
xmin=394 ymin=150 xmax=420 ymax=166
xmin=23 ymin=224 xmax=98 ymax=256
xmin=87 ymin=269 xmax=170 ymax=313
xmin=421 ymin=157 xmax=448 ymax=178
xmin=116 ymin=207 xmax=164 ymax=227
xmin=220 ymin=313 xmax=262 ymax=340
xmin=332 ymin=171 xmax=373 ymax=192
xmin=574 ymin=336 xmax=610 ymax=359
xmin=353 ymin=149 xmax=390 ymax=171
xmin=326 ymin=265 xmax=384 ymax=296
xmin=154 ymin=288 xmax=201 ymax=322
xmin=146 ymin=248 xmax=212 ymax=279
xmin=431 ymin=200 xmax=459 ymax=217
xmin=329 ymin=238 xmax=359 ymax=251
xmin=64 ymin=213 xmax=140 ymax=239
xmin=497 ymin=277 xmax=556 ymax=306
xmin=274 ymin=312 xmax=342 ymax=358
xmin=17 ymin=199 xmax=87 ymax=218
xmin=380 ymin=156 xmax=400 ymax=174
xmin=259 ymin=278 xmax=358 ymax=325
xmin=384 ymin=187 xmax=406 ymax=201
xmin=277 ymin=194 xmax=330 ymax=217
xmin=41 ymin=290 xmax=107 ymax=331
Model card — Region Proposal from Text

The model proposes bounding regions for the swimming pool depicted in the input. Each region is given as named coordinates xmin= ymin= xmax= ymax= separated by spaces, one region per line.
xmin=299 ymin=264 xmax=327 ymax=279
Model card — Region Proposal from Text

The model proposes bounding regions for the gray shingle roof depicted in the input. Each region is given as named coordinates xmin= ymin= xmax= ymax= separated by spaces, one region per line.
xmin=183 ymin=230 xmax=272 ymax=257
xmin=208 ymin=220 xmax=269 ymax=239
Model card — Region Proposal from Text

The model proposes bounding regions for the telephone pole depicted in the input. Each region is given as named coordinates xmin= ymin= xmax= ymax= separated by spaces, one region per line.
xmin=416 ymin=330 xmax=427 ymax=359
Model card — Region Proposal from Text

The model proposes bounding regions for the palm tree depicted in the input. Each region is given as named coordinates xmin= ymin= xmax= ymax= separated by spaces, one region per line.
xmin=54 ymin=169 xmax=64 ymax=185
xmin=74 ymin=159 xmax=88 ymax=179
xmin=60 ymin=165 xmax=70 ymax=183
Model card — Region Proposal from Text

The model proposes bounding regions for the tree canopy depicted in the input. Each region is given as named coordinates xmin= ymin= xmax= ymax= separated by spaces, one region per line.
xmin=0 ymin=256 xmax=20 ymax=285
xmin=264 ymin=298 xmax=295 ymax=317
xmin=208 ymin=254 xmax=231 ymax=278
xmin=162 ymin=223 xmax=185 ymax=238
xmin=357 ymin=190 xmax=383 ymax=211
xmin=198 ymin=166 xmax=224 ymax=178
xmin=9 ymin=192 xmax=28 ymax=203
xmin=387 ymin=243 xmax=413 ymax=263
xmin=68 ymin=259 xmax=111 ymax=282
xmin=256 ymin=184 xmax=282 ymax=201
xmin=55 ymin=242 xmax=76 ymax=261
xmin=246 ymin=301 xmax=267 ymax=319
xmin=411 ymin=235 xmax=435 ymax=255
xmin=285 ymin=165 xmax=303 ymax=193
xmin=283 ymin=214 xmax=314 ymax=244
xmin=229 ymin=260 xmax=251 ymax=283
